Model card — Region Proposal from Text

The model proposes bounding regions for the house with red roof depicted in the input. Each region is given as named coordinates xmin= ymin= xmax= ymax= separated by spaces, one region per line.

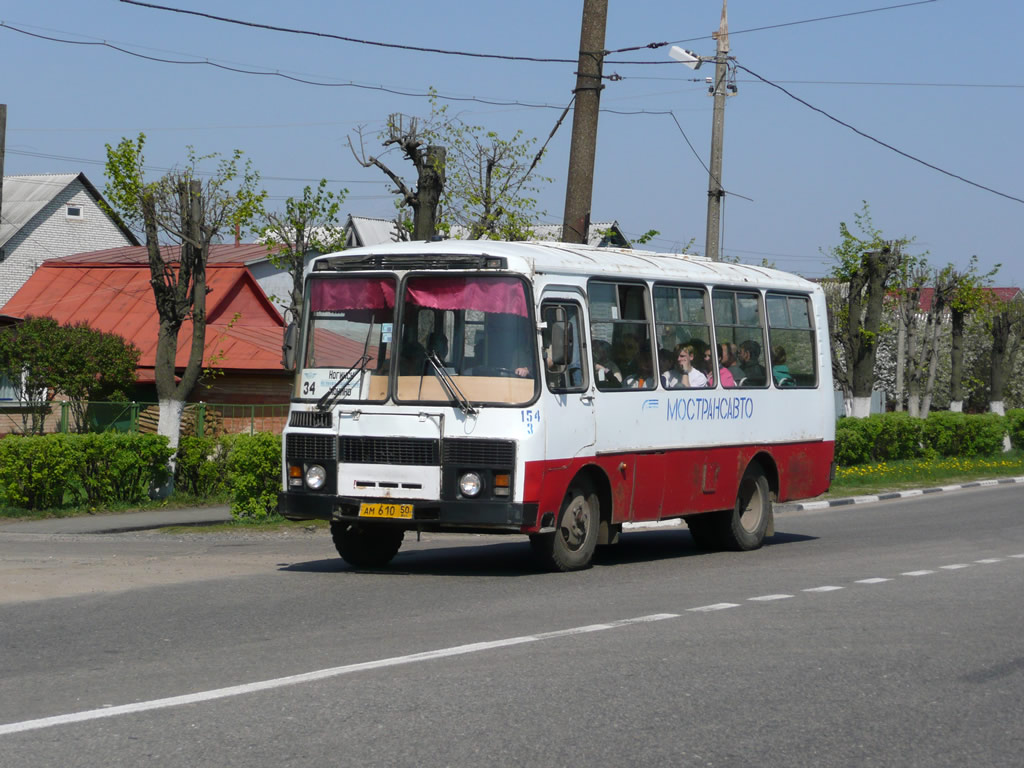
xmin=917 ymin=286 xmax=1022 ymax=313
xmin=1 ymin=245 xmax=292 ymax=406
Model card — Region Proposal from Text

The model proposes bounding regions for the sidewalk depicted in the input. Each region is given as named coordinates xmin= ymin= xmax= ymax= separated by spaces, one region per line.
xmin=2 ymin=476 xmax=1023 ymax=535
xmin=0 ymin=505 xmax=232 ymax=534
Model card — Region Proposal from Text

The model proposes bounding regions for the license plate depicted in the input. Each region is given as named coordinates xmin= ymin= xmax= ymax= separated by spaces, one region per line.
xmin=358 ymin=502 xmax=413 ymax=520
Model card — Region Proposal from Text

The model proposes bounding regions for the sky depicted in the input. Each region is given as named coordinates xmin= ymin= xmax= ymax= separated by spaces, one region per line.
xmin=2 ymin=0 xmax=1022 ymax=286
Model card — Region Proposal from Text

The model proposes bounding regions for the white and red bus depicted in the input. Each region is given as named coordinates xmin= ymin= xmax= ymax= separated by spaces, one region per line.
xmin=278 ymin=240 xmax=835 ymax=571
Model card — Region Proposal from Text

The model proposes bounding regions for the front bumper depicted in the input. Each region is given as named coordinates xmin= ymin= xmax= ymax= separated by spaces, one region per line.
xmin=278 ymin=491 xmax=538 ymax=533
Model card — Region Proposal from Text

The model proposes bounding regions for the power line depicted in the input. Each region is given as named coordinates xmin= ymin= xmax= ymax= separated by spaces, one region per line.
xmin=735 ymin=62 xmax=1024 ymax=206
xmin=662 ymin=1 xmax=939 ymax=47
xmin=119 ymin=0 xmax=939 ymax=66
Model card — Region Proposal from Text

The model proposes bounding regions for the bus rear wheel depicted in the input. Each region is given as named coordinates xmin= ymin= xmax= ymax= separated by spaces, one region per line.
xmin=532 ymin=482 xmax=599 ymax=572
xmin=331 ymin=521 xmax=404 ymax=569
xmin=721 ymin=466 xmax=771 ymax=551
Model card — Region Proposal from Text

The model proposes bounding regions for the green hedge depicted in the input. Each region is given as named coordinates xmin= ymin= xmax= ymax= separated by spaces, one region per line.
xmin=0 ymin=433 xmax=171 ymax=510
xmin=1007 ymin=409 xmax=1024 ymax=451
xmin=226 ymin=432 xmax=281 ymax=521
xmin=175 ymin=434 xmax=234 ymax=497
xmin=835 ymin=411 xmax=1011 ymax=466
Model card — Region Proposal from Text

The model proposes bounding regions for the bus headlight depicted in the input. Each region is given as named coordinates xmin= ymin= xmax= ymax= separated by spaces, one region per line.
xmin=305 ymin=464 xmax=327 ymax=490
xmin=459 ymin=471 xmax=482 ymax=497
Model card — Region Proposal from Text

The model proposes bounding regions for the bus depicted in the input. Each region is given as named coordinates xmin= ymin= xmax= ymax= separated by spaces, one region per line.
xmin=278 ymin=240 xmax=835 ymax=571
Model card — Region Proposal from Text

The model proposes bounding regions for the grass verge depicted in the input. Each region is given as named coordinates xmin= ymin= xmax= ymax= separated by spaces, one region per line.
xmin=824 ymin=450 xmax=1024 ymax=498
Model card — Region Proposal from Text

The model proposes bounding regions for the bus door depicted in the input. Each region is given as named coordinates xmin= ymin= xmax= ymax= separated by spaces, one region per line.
xmin=540 ymin=294 xmax=595 ymax=464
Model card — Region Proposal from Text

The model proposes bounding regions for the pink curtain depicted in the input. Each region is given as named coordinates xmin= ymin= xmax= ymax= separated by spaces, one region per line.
xmin=310 ymin=278 xmax=396 ymax=311
xmin=405 ymin=277 xmax=527 ymax=317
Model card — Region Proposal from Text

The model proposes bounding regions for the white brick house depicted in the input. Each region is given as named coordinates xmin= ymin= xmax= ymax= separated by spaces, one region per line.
xmin=0 ymin=173 xmax=139 ymax=308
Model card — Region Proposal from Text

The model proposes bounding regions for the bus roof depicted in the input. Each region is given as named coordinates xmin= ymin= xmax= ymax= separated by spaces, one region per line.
xmin=310 ymin=239 xmax=818 ymax=293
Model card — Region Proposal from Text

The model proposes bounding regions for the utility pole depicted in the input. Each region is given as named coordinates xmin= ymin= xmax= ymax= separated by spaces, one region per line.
xmin=705 ymin=1 xmax=729 ymax=262
xmin=561 ymin=0 xmax=607 ymax=245
xmin=0 ymin=104 xmax=7 ymax=241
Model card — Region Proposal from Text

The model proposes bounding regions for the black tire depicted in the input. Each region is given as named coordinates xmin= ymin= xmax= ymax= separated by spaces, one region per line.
xmin=330 ymin=521 xmax=404 ymax=568
xmin=720 ymin=466 xmax=771 ymax=551
xmin=533 ymin=481 xmax=600 ymax=571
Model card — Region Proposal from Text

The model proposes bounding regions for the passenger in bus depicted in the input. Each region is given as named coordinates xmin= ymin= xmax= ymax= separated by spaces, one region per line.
xmin=724 ymin=342 xmax=744 ymax=382
xmin=717 ymin=342 xmax=737 ymax=388
xmin=657 ymin=348 xmax=675 ymax=388
xmin=624 ymin=354 xmax=655 ymax=389
xmin=613 ymin=334 xmax=644 ymax=379
xmin=738 ymin=339 xmax=767 ymax=386
xmin=772 ymin=345 xmax=795 ymax=386
xmin=664 ymin=343 xmax=707 ymax=388
xmin=592 ymin=340 xmax=622 ymax=387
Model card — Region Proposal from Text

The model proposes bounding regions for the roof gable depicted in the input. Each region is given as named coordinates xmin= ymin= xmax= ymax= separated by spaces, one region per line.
xmin=0 ymin=173 xmax=140 ymax=249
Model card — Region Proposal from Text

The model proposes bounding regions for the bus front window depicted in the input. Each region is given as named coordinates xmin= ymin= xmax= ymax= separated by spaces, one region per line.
xmin=396 ymin=276 xmax=536 ymax=406
xmin=298 ymin=276 xmax=396 ymax=402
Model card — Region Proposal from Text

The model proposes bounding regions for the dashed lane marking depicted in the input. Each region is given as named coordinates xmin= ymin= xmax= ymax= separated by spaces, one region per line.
xmin=902 ymin=570 xmax=935 ymax=576
xmin=687 ymin=603 xmax=741 ymax=612
xmin=748 ymin=594 xmax=794 ymax=602
xmin=855 ymin=578 xmax=891 ymax=584
xmin=803 ymin=585 xmax=844 ymax=592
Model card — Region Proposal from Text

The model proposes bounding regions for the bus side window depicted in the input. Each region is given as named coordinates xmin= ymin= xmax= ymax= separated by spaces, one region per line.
xmin=588 ymin=281 xmax=655 ymax=391
xmin=541 ymin=301 xmax=587 ymax=393
xmin=766 ymin=293 xmax=817 ymax=388
xmin=713 ymin=289 xmax=767 ymax=388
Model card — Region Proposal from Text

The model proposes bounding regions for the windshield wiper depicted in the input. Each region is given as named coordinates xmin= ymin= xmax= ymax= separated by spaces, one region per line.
xmin=316 ymin=319 xmax=375 ymax=412
xmin=425 ymin=352 xmax=478 ymax=416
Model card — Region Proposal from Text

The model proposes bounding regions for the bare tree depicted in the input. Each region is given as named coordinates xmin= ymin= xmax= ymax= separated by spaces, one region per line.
xmin=104 ymin=135 xmax=264 ymax=478
xmin=988 ymin=298 xmax=1024 ymax=416
xmin=825 ymin=203 xmax=910 ymax=417
xmin=349 ymin=116 xmax=446 ymax=241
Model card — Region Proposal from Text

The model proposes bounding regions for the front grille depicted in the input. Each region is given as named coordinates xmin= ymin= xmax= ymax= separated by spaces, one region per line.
xmin=286 ymin=433 xmax=338 ymax=461
xmin=339 ymin=436 xmax=440 ymax=466
xmin=289 ymin=411 xmax=333 ymax=428
xmin=443 ymin=439 xmax=515 ymax=468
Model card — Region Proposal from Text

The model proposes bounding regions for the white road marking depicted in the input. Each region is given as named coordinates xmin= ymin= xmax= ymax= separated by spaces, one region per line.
xmin=688 ymin=603 xmax=741 ymax=612
xmin=748 ymin=594 xmax=793 ymax=601
xmin=803 ymin=586 xmax=844 ymax=592
xmin=0 ymin=613 xmax=677 ymax=737
xmin=798 ymin=501 xmax=831 ymax=510
xmin=855 ymin=578 xmax=891 ymax=584
xmin=902 ymin=570 xmax=935 ymax=576
xmin=975 ymin=558 xmax=1003 ymax=564
xmin=940 ymin=564 xmax=971 ymax=570
xmin=1011 ymin=554 xmax=1024 ymax=559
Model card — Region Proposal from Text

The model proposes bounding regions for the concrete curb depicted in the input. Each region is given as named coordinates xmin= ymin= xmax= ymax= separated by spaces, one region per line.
xmin=775 ymin=475 xmax=1024 ymax=513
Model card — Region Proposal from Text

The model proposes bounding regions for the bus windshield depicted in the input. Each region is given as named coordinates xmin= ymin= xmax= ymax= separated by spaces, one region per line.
xmin=395 ymin=275 xmax=537 ymax=406
xmin=298 ymin=276 xmax=396 ymax=403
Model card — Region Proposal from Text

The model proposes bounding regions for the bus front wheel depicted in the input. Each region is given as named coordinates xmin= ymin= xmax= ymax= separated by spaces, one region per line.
xmin=532 ymin=482 xmax=599 ymax=572
xmin=331 ymin=521 xmax=404 ymax=569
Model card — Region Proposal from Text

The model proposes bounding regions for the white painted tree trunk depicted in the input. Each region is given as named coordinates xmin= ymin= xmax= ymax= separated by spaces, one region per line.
xmin=153 ymin=398 xmax=186 ymax=496
xmin=949 ymin=400 xmax=963 ymax=413
xmin=990 ymin=400 xmax=1005 ymax=416
xmin=851 ymin=395 xmax=873 ymax=419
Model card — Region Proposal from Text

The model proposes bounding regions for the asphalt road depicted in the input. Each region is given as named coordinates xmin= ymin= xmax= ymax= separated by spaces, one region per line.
xmin=1 ymin=485 xmax=1022 ymax=767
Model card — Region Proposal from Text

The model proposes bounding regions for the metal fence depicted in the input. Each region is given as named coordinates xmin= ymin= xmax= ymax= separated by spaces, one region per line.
xmin=1 ymin=401 xmax=290 ymax=437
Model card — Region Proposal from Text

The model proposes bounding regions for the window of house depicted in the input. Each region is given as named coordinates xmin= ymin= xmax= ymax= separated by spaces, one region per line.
xmin=66 ymin=204 xmax=84 ymax=220
xmin=765 ymin=293 xmax=817 ymax=388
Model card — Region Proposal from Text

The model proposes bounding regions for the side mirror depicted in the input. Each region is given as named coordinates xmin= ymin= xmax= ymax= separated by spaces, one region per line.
xmin=545 ymin=305 xmax=570 ymax=374
xmin=281 ymin=322 xmax=297 ymax=371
